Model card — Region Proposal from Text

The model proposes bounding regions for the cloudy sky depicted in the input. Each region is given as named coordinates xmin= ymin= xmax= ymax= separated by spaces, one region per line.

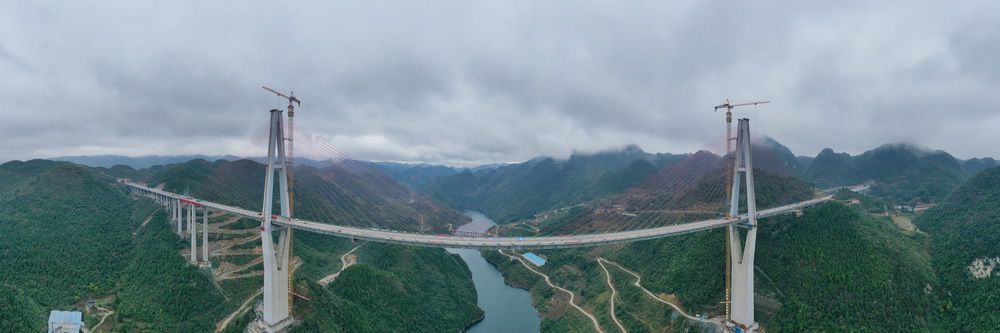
xmin=1 ymin=1 xmax=998 ymax=166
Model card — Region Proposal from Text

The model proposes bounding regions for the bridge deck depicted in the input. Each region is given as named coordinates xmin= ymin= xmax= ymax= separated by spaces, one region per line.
xmin=125 ymin=182 xmax=831 ymax=250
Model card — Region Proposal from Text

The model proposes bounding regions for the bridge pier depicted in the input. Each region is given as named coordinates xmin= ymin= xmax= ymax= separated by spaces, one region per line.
xmin=727 ymin=118 xmax=760 ymax=331
xmin=203 ymin=206 xmax=211 ymax=266
xmin=189 ymin=202 xmax=198 ymax=264
xmin=175 ymin=199 xmax=182 ymax=234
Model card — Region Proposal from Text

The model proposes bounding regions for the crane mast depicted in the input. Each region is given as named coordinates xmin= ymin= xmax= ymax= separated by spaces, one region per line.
xmin=713 ymin=99 xmax=768 ymax=321
xmin=263 ymin=86 xmax=301 ymax=313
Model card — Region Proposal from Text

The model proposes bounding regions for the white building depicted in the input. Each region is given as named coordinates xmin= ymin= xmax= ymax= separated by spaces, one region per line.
xmin=48 ymin=311 xmax=82 ymax=333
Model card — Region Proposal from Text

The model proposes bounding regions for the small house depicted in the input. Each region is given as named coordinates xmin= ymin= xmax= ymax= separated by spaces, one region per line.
xmin=48 ymin=311 xmax=82 ymax=333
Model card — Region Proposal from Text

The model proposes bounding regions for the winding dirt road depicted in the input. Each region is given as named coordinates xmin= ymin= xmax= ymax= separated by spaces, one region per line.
xmin=597 ymin=258 xmax=724 ymax=327
xmin=500 ymin=250 xmax=604 ymax=333
xmin=597 ymin=259 xmax=628 ymax=333
xmin=318 ymin=244 xmax=363 ymax=286
xmin=215 ymin=288 xmax=263 ymax=332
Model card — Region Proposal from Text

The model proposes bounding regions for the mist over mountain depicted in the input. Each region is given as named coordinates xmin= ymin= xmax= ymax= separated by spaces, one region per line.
xmin=422 ymin=145 xmax=678 ymax=222
xmin=421 ymin=140 xmax=804 ymax=222
xmin=5 ymin=135 xmax=1000 ymax=332
xmin=961 ymin=157 xmax=998 ymax=175
xmin=50 ymin=154 xmax=238 ymax=169
xmin=752 ymin=136 xmax=805 ymax=176
xmin=801 ymin=143 xmax=970 ymax=204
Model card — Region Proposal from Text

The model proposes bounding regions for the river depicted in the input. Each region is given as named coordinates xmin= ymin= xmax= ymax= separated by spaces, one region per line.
xmin=448 ymin=211 xmax=541 ymax=333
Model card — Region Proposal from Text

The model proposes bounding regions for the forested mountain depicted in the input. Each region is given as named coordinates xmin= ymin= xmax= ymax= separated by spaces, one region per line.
xmin=482 ymin=168 xmax=965 ymax=332
xmin=50 ymin=154 xmax=237 ymax=169
xmin=0 ymin=284 xmax=46 ymax=331
xmin=368 ymin=162 xmax=461 ymax=188
xmin=802 ymin=143 xmax=969 ymax=204
xmin=796 ymin=155 xmax=814 ymax=170
xmin=295 ymin=245 xmax=481 ymax=332
xmin=913 ymin=166 xmax=1000 ymax=330
xmin=422 ymin=141 xmax=802 ymax=223
xmin=962 ymin=157 xmax=998 ymax=175
xmin=421 ymin=145 xmax=677 ymax=222
xmin=0 ymin=158 xmax=481 ymax=332
xmin=0 ymin=160 xmax=229 ymax=331
xmin=0 ymin=162 xmax=133 ymax=308
xmin=753 ymin=136 xmax=804 ymax=176
xmin=141 ymin=158 xmax=482 ymax=332
xmin=7 ymin=138 xmax=999 ymax=332
xmin=800 ymin=148 xmax=855 ymax=188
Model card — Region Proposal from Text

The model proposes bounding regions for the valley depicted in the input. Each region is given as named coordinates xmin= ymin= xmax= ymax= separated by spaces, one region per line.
xmin=2 ymin=138 xmax=999 ymax=332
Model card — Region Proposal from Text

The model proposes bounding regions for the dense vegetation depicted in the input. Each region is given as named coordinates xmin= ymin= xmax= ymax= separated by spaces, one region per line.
xmin=493 ymin=200 xmax=951 ymax=332
xmin=0 ymin=162 xmax=133 ymax=307
xmin=424 ymin=142 xmax=805 ymax=223
xmin=960 ymin=157 xmax=998 ymax=176
xmin=0 ymin=160 xmax=241 ymax=332
xmin=800 ymin=148 xmax=856 ymax=188
xmin=801 ymin=144 xmax=968 ymax=205
xmin=422 ymin=146 xmax=683 ymax=222
xmin=757 ymin=203 xmax=942 ymax=331
xmin=0 ymin=283 xmax=46 ymax=332
xmin=914 ymin=166 xmax=1000 ymax=330
xmin=5 ymin=137 xmax=998 ymax=332
xmin=146 ymin=158 xmax=483 ymax=332
xmin=113 ymin=200 xmax=228 ymax=332
xmin=294 ymin=244 xmax=482 ymax=332
xmin=481 ymin=250 xmax=599 ymax=333
xmin=479 ymin=155 xmax=980 ymax=332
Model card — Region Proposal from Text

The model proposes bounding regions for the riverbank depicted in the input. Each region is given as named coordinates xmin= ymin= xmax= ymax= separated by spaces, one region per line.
xmin=449 ymin=248 xmax=540 ymax=333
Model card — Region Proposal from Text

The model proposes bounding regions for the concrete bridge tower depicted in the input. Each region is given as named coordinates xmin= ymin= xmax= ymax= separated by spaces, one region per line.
xmin=257 ymin=109 xmax=294 ymax=332
xmin=728 ymin=118 xmax=759 ymax=331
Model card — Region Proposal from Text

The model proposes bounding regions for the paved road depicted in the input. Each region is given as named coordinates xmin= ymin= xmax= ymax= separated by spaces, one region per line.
xmin=127 ymin=182 xmax=831 ymax=250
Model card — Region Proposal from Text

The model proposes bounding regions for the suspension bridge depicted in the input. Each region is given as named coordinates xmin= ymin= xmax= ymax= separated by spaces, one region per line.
xmin=124 ymin=108 xmax=839 ymax=333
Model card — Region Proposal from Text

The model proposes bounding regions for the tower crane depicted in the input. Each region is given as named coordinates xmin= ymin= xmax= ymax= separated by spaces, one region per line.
xmin=714 ymin=99 xmax=769 ymax=151
xmin=262 ymin=86 xmax=301 ymax=312
xmin=713 ymin=99 xmax=768 ymax=322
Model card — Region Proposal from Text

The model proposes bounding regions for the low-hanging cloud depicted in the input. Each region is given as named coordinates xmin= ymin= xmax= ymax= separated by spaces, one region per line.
xmin=1 ymin=0 xmax=997 ymax=166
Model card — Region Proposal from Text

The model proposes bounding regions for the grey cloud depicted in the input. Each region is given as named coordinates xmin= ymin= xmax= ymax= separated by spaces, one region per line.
xmin=0 ymin=0 xmax=998 ymax=165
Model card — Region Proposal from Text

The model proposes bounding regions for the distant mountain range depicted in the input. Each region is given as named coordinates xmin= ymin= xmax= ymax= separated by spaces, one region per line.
xmin=9 ymin=138 xmax=1000 ymax=331
xmin=49 ymin=138 xmax=997 ymax=208
xmin=799 ymin=143 xmax=995 ymax=204
xmin=48 ymin=155 xmax=507 ymax=189
xmin=49 ymin=154 xmax=239 ymax=169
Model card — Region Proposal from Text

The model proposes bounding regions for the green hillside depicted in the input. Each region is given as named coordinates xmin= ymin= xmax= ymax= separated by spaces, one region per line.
xmin=801 ymin=148 xmax=855 ymax=188
xmin=479 ymin=161 xmax=965 ymax=332
xmin=757 ymin=203 xmax=941 ymax=332
xmin=423 ymin=142 xmax=802 ymax=223
xmin=855 ymin=143 xmax=966 ymax=204
xmin=0 ymin=161 xmax=235 ymax=331
xmin=0 ymin=163 xmax=133 ymax=307
xmin=113 ymin=200 xmax=228 ymax=331
xmin=0 ymin=158 xmax=483 ymax=332
xmin=453 ymin=146 xmax=663 ymax=222
xmin=0 ymin=284 xmax=46 ymax=332
xmin=914 ymin=166 xmax=1000 ymax=330
xmin=961 ymin=157 xmax=998 ymax=175
xmin=802 ymin=144 xmax=967 ymax=205
xmin=294 ymin=245 xmax=482 ymax=332
xmin=143 ymin=158 xmax=483 ymax=331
